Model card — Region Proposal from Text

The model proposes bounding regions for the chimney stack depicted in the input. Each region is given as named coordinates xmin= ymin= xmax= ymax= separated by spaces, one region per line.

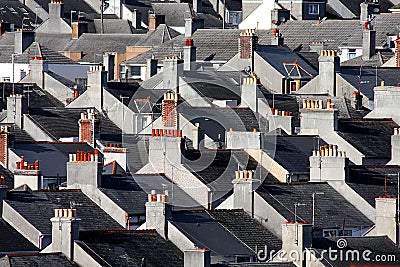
xmin=29 ymin=56 xmax=49 ymax=89
xmin=299 ymin=99 xmax=338 ymax=135
xmin=184 ymin=16 xmax=204 ymax=38
xmin=318 ymin=50 xmax=340 ymax=96
xmin=362 ymin=21 xmax=376 ymax=60
xmin=102 ymin=143 xmax=128 ymax=171
xmin=78 ymin=109 xmax=98 ymax=145
xmin=238 ymin=29 xmax=258 ymax=60
xmin=14 ymin=29 xmax=35 ymax=54
xmin=50 ymin=208 xmax=80 ymax=260
xmin=232 ymin=170 xmax=255 ymax=214
xmin=86 ymin=66 xmax=107 ymax=111
xmin=146 ymin=57 xmax=158 ymax=79
xmin=360 ymin=1 xmax=380 ymax=25
xmin=67 ymin=149 xmax=102 ymax=188
xmin=183 ymin=39 xmax=196 ymax=71
xmin=241 ymin=75 xmax=261 ymax=113
xmin=271 ymin=28 xmax=284 ymax=46
xmin=281 ymin=222 xmax=312 ymax=267
xmin=309 ymin=41 xmax=327 ymax=54
xmin=14 ymin=157 xmax=42 ymax=190
xmin=309 ymin=144 xmax=349 ymax=182
xmin=132 ymin=9 xmax=142 ymax=29
xmin=375 ymin=196 xmax=398 ymax=244
xmin=149 ymin=129 xmax=183 ymax=172
xmin=184 ymin=249 xmax=210 ymax=267
xmin=148 ymin=13 xmax=165 ymax=30
xmin=163 ymin=56 xmax=183 ymax=92
xmin=0 ymin=126 xmax=11 ymax=168
xmin=71 ymin=21 xmax=88 ymax=40
xmin=7 ymin=94 xmax=28 ymax=129
xmin=49 ymin=0 xmax=65 ymax=19
xmin=145 ymin=190 xmax=171 ymax=239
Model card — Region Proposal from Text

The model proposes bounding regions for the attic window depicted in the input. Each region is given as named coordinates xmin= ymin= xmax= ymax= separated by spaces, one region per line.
xmin=308 ymin=4 xmax=319 ymax=15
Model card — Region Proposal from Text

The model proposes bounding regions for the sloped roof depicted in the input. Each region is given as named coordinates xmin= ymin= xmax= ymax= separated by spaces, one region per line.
xmin=337 ymin=0 xmax=393 ymax=17
xmin=255 ymin=45 xmax=317 ymax=78
xmin=264 ymin=135 xmax=327 ymax=174
xmin=5 ymin=190 xmax=122 ymax=234
xmin=337 ymin=118 xmax=397 ymax=159
xmin=339 ymin=67 xmax=400 ymax=100
xmin=33 ymin=0 xmax=97 ymax=15
xmin=256 ymin=182 xmax=373 ymax=230
xmin=312 ymin=236 xmax=400 ymax=267
xmin=92 ymin=19 xmax=134 ymax=34
xmin=0 ymin=0 xmax=41 ymax=29
xmin=0 ymin=218 xmax=38 ymax=254
xmin=1 ymin=253 xmax=78 ymax=267
xmin=134 ymin=24 xmax=181 ymax=47
xmin=171 ymin=210 xmax=254 ymax=257
xmin=28 ymin=107 xmax=121 ymax=141
xmin=78 ymin=230 xmax=184 ymax=266
xmin=210 ymin=210 xmax=281 ymax=255
xmin=11 ymin=142 xmax=94 ymax=178
xmin=347 ymin=165 xmax=400 ymax=207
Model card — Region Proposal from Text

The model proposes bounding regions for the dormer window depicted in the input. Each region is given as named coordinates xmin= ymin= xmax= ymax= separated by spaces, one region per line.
xmin=308 ymin=4 xmax=320 ymax=15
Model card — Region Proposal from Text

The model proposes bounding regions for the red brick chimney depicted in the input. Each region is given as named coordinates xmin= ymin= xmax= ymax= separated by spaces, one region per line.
xmin=162 ymin=92 xmax=178 ymax=128
xmin=78 ymin=109 xmax=97 ymax=145
xmin=0 ymin=126 xmax=10 ymax=167
xmin=238 ymin=29 xmax=258 ymax=59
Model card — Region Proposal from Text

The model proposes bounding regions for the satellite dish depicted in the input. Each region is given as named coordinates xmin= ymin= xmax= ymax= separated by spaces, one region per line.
xmin=373 ymin=7 xmax=380 ymax=13
xmin=244 ymin=66 xmax=251 ymax=73
xmin=279 ymin=16 xmax=286 ymax=22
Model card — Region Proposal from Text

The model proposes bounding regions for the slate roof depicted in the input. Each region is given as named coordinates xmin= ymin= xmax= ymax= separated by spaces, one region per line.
xmin=0 ymin=1 xmax=41 ymax=29
xmin=0 ymin=83 xmax=63 ymax=109
xmin=312 ymin=236 xmax=400 ymax=267
xmin=340 ymin=51 xmax=393 ymax=67
xmin=0 ymin=253 xmax=78 ymax=267
xmin=134 ymin=24 xmax=181 ymax=47
xmin=28 ymin=107 xmax=121 ymax=141
xmin=92 ymin=19 xmax=134 ymax=34
xmin=6 ymin=125 xmax=35 ymax=144
xmin=264 ymin=135 xmax=327 ymax=174
xmin=347 ymin=165 xmax=400 ymax=207
xmin=11 ymin=142 xmax=94 ymax=178
xmin=123 ymin=134 xmax=150 ymax=173
xmin=256 ymin=46 xmax=318 ymax=78
xmin=77 ymin=230 xmax=184 ymax=267
xmin=337 ymin=118 xmax=398 ymax=159
xmin=181 ymin=71 xmax=242 ymax=102
xmin=99 ymin=173 xmax=201 ymax=215
xmin=278 ymin=20 xmax=361 ymax=52
xmin=170 ymin=210 xmax=254 ymax=257
xmin=185 ymin=149 xmax=271 ymax=197
xmin=339 ymin=67 xmax=400 ymax=100
xmin=123 ymin=29 xmax=271 ymax=65
xmin=296 ymin=51 xmax=320 ymax=71
xmin=210 ymin=210 xmax=281 ymax=254
xmin=0 ymin=219 xmax=38 ymax=255
xmin=34 ymin=33 xmax=72 ymax=52
xmin=256 ymin=182 xmax=373 ymax=230
xmin=34 ymin=0 xmax=97 ymax=15
xmin=5 ymin=190 xmax=122 ymax=234
xmin=0 ymin=38 xmax=76 ymax=64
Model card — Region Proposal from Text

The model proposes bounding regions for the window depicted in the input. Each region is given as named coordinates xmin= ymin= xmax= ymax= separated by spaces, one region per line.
xmin=348 ymin=49 xmax=357 ymax=60
xmin=323 ymin=229 xmax=338 ymax=237
xmin=130 ymin=66 xmax=141 ymax=77
xmin=308 ymin=4 xmax=319 ymax=15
